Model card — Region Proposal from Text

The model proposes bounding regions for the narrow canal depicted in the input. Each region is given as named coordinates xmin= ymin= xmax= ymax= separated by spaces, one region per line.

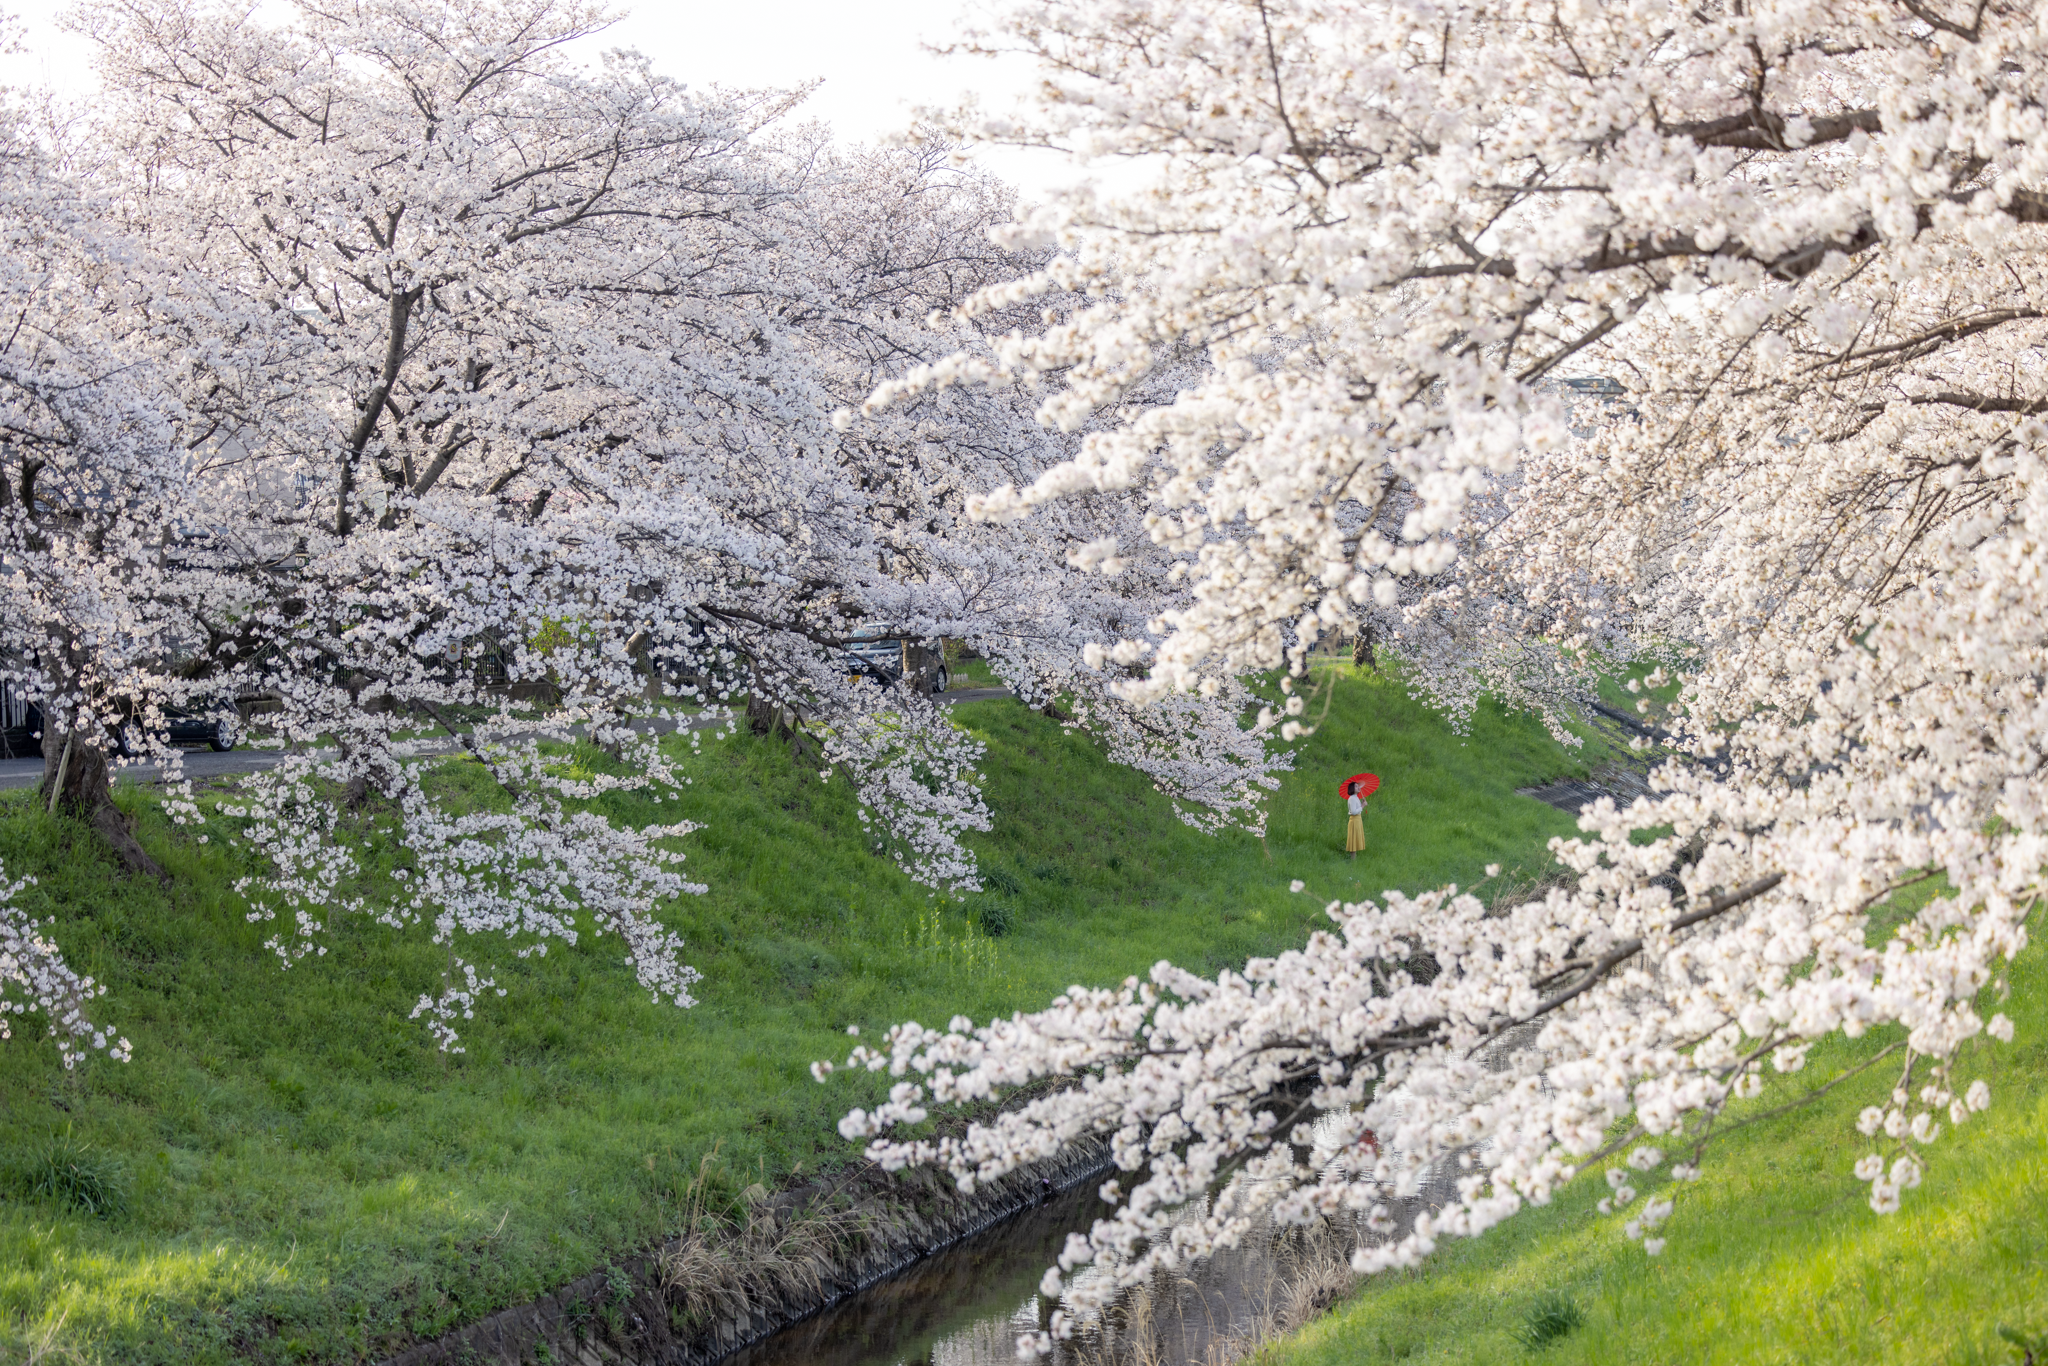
xmin=720 ymin=1160 xmax=1378 ymax=1366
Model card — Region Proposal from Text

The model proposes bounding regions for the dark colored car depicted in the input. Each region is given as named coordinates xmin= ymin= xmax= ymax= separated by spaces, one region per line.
xmin=115 ymin=705 xmax=240 ymax=756
xmin=0 ymin=685 xmax=242 ymax=760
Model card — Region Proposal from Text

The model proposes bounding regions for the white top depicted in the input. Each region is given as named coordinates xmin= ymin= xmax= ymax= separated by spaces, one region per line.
xmin=1348 ymin=793 xmax=1364 ymax=815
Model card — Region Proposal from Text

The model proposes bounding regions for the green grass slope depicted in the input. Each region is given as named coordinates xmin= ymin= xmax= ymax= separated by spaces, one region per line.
xmin=0 ymin=665 xmax=1594 ymax=1364
xmin=1262 ymin=900 xmax=2048 ymax=1366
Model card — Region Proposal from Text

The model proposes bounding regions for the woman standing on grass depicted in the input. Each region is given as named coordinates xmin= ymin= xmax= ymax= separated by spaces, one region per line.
xmin=1345 ymin=782 xmax=1367 ymax=858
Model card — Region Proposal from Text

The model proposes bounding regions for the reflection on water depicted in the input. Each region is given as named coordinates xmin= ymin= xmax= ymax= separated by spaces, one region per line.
xmin=719 ymin=1177 xmax=1360 ymax=1366
xmin=718 ymin=1180 xmax=1089 ymax=1366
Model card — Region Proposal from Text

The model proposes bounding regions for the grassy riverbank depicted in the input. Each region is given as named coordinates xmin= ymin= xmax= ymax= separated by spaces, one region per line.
xmin=1261 ymin=896 xmax=2048 ymax=1366
xmin=0 ymin=665 xmax=1596 ymax=1365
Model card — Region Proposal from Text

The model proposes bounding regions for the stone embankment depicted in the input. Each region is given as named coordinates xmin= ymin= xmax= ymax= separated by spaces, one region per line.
xmin=379 ymin=1139 xmax=1110 ymax=1366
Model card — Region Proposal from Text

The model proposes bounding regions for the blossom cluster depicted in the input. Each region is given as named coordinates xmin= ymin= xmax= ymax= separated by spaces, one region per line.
xmin=0 ymin=867 xmax=129 ymax=1067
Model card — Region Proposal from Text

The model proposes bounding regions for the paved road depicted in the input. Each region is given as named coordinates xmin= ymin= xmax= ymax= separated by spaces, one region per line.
xmin=0 ymin=689 xmax=1019 ymax=791
xmin=1 ymin=743 xmax=312 ymax=791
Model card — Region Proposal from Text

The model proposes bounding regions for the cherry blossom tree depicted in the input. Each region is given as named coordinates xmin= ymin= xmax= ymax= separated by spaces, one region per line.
xmin=0 ymin=37 xmax=185 ymax=1060
xmin=61 ymin=0 xmax=825 ymax=1035
xmin=829 ymin=0 xmax=2048 ymax=1343
xmin=0 ymin=63 xmax=208 ymax=880
xmin=18 ymin=0 xmax=1288 ymax=1050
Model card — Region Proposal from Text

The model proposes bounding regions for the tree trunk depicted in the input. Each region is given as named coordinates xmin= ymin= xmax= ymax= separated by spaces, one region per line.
xmin=1352 ymin=625 xmax=1379 ymax=672
xmin=745 ymin=691 xmax=788 ymax=737
xmin=41 ymin=729 xmax=167 ymax=882
xmin=900 ymin=640 xmax=938 ymax=696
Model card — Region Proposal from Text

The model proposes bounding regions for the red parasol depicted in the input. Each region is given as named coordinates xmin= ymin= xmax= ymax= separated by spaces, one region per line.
xmin=1339 ymin=773 xmax=1380 ymax=799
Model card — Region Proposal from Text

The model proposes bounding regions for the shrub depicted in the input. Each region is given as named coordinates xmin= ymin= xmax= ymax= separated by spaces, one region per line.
xmin=1517 ymin=1290 xmax=1584 ymax=1351
xmin=976 ymin=899 xmax=1015 ymax=938
xmin=19 ymin=1130 xmax=129 ymax=1220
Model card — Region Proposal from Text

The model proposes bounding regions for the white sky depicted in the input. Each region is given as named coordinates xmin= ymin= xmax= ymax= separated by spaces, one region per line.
xmin=0 ymin=0 xmax=1079 ymax=197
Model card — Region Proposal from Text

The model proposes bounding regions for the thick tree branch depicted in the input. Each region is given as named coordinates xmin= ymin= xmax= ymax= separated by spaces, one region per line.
xmin=1671 ymin=107 xmax=1884 ymax=151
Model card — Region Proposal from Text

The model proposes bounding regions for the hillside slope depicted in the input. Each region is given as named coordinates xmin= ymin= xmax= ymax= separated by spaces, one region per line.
xmin=0 ymin=666 xmax=1595 ymax=1364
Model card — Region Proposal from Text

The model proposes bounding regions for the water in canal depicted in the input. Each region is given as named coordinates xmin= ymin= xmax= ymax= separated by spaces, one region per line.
xmin=720 ymin=1176 xmax=1362 ymax=1366
xmin=719 ymin=1091 xmax=1490 ymax=1366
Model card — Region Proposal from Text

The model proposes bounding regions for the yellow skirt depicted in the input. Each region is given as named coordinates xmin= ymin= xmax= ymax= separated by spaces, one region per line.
xmin=1345 ymin=814 xmax=1365 ymax=852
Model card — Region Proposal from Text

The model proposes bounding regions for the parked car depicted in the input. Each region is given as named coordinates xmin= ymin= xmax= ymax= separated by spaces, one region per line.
xmin=842 ymin=633 xmax=950 ymax=694
xmin=0 ymin=682 xmax=246 ymax=759
xmin=115 ymin=704 xmax=241 ymax=756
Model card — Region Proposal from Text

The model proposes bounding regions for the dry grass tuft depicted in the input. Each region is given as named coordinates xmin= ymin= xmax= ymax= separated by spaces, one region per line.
xmin=656 ymin=1149 xmax=873 ymax=1347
